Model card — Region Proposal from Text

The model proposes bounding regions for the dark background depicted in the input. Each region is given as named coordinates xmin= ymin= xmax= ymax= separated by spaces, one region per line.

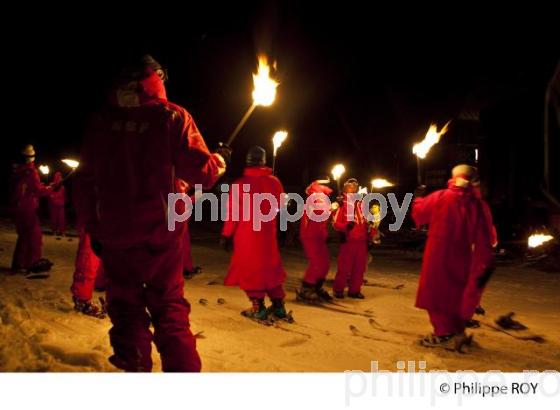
xmin=2 ymin=2 xmax=558 ymax=240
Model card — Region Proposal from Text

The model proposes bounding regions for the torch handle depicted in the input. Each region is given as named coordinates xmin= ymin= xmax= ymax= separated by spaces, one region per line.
xmin=416 ymin=156 xmax=422 ymax=186
xmin=226 ymin=104 xmax=257 ymax=146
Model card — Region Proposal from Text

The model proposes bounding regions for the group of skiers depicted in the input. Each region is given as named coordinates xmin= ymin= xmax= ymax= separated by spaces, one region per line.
xmin=8 ymin=55 xmax=497 ymax=371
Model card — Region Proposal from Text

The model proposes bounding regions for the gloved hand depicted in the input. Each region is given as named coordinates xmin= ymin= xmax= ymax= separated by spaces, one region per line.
xmin=220 ymin=235 xmax=233 ymax=252
xmin=90 ymin=237 xmax=103 ymax=258
xmin=215 ymin=143 xmax=232 ymax=165
xmin=414 ymin=185 xmax=427 ymax=198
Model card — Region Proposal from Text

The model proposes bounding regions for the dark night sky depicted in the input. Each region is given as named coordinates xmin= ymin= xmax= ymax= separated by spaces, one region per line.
xmin=2 ymin=3 xmax=558 ymax=204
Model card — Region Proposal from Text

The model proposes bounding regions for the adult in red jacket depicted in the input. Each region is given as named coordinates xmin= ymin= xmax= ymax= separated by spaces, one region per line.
xmin=75 ymin=55 xmax=227 ymax=372
xmin=48 ymin=171 xmax=66 ymax=236
xmin=10 ymin=144 xmax=52 ymax=273
xmin=332 ymin=178 xmax=376 ymax=299
xmin=412 ymin=165 xmax=495 ymax=350
xmin=298 ymin=180 xmax=334 ymax=302
xmin=222 ymin=146 xmax=288 ymax=321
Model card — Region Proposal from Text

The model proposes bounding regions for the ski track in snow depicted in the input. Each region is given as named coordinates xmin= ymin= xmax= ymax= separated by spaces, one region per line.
xmin=0 ymin=220 xmax=559 ymax=372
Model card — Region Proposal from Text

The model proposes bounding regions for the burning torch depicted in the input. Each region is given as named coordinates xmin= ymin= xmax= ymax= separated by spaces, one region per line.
xmin=39 ymin=165 xmax=50 ymax=182
xmin=528 ymin=233 xmax=554 ymax=249
xmin=371 ymin=178 xmax=394 ymax=192
xmin=226 ymin=55 xmax=279 ymax=145
xmin=272 ymin=130 xmax=288 ymax=175
xmin=331 ymin=164 xmax=346 ymax=194
xmin=61 ymin=158 xmax=80 ymax=182
xmin=412 ymin=121 xmax=450 ymax=185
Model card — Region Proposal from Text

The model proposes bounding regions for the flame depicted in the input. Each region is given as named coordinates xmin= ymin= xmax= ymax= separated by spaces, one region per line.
xmin=412 ymin=121 xmax=450 ymax=159
xmin=371 ymin=178 xmax=394 ymax=189
xmin=331 ymin=164 xmax=346 ymax=181
xmin=252 ymin=55 xmax=279 ymax=107
xmin=528 ymin=234 xmax=554 ymax=249
xmin=358 ymin=186 xmax=368 ymax=194
xmin=38 ymin=165 xmax=50 ymax=175
xmin=61 ymin=159 xmax=80 ymax=169
xmin=272 ymin=130 xmax=288 ymax=156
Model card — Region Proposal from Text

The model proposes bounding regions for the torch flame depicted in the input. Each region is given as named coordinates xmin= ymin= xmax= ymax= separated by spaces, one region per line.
xmin=39 ymin=165 xmax=50 ymax=175
xmin=61 ymin=159 xmax=80 ymax=169
xmin=272 ymin=130 xmax=288 ymax=156
xmin=331 ymin=164 xmax=346 ymax=181
xmin=528 ymin=234 xmax=554 ymax=249
xmin=358 ymin=186 xmax=368 ymax=194
xmin=371 ymin=178 xmax=394 ymax=189
xmin=252 ymin=55 xmax=279 ymax=107
xmin=412 ymin=121 xmax=450 ymax=159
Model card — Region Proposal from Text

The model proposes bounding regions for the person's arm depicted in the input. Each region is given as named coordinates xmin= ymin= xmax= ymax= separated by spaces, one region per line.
xmin=411 ymin=190 xmax=444 ymax=227
xmin=171 ymin=108 xmax=226 ymax=189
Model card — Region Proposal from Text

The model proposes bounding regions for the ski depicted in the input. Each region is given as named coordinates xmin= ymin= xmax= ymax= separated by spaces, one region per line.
xmin=479 ymin=320 xmax=545 ymax=343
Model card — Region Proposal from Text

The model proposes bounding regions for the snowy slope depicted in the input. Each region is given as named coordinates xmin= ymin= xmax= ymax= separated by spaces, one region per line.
xmin=0 ymin=220 xmax=559 ymax=372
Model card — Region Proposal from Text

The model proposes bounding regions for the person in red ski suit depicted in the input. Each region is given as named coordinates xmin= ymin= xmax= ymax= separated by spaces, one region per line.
xmin=48 ymin=171 xmax=66 ymax=236
xmin=332 ymin=178 xmax=377 ymax=299
xmin=70 ymin=225 xmax=107 ymax=318
xmin=298 ymin=180 xmax=334 ymax=302
xmin=10 ymin=144 xmax=52 ymax=274
xmin=412 ymin=165 xmax=496 ymax=350
xmin=176 ymin=179 xmax=201 ymax=279
xmin=75 ymin=55 xmax=227 ymax=372
xmin=221 ymin=146 xmax=289 ymax=322
xmin=460 ymin=182 xmax=498 ymax=327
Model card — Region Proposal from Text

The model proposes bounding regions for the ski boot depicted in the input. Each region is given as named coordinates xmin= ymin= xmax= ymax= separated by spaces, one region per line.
xmin=183 ymin=266 xmax=203 ymax=280
xmin=333 ymin=290 xmax=345 ymax=299
xmin=465 ymin=318 xmax=480 ymax=328
xmin=267 ymin=299 xmax=294 ymax=323
xmin=26 ymin=258 xmax=53 ymax=279
xmin=348 ymin=291 xmax=365 ymax=299
xmin=314 ymin=279 xmax=333 ymax=302
xmin=73 ymin=296 xmax=107 ymax=319
xmin=420 ymin=332 xmax=472 ymax=352
xmin=453 ymin=331 xmax=473 ymax=353
xmin=296 ymin=282 xmax=321 ymax=303
xmin=474 ymin=305 xmax=485 ymax=315
xmin=241 ymin=298 xmax=272 ymax=325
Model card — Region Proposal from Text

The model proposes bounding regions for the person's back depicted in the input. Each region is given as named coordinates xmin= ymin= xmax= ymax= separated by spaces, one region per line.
xmin=222 ymin=146 xmax=289 ymax=323
xmin=412 ymin=164 xmax=495 ymax=351
xmin=76 ymin=55 xmax=226 ymax=372
xmin=80 ymin=97 xmax=222 ymax=249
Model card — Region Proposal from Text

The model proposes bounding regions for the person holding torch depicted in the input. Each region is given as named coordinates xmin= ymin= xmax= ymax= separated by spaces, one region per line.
xmin=10 ymin=144 xmax=53 ymax=276
xmin=297 ymin=179 xmax=335 ymax=303
xmin=75 ymin=54 xmax=229 ymax=372
xmin=412 ymin=165 xmax=496 ymax=352
xmin=332 ymin=178 xmax=377 ymax=299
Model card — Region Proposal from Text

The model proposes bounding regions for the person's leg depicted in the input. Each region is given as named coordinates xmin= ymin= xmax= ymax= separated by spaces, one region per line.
xmin=144 ymin=244 xmax=201 ymax=372
xmin=28 ymin=212 xmax=43 ymax=265
xmin=333 ymin=243 xmax=352 ymax=294
xmin=58 ymin=206 xmax=66 ymax=234
xmin=71 ymin=234 xmax=100 ymax=301
xmin=348 ymin=242 xmax=368 ymax=295
xmin=428 ymin=310 xmax=465 ymax=337
xmin=302 ymin=239 xmax=322 ymax=285
xmin=104 ymin=248 xmax=154 ymax=372
xmin=11 ymin=213 xmax=26 ymax=270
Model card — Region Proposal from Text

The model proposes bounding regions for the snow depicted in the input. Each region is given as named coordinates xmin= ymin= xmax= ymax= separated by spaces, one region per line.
xmin=0 ymin=219 xmax=559 ymax=372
